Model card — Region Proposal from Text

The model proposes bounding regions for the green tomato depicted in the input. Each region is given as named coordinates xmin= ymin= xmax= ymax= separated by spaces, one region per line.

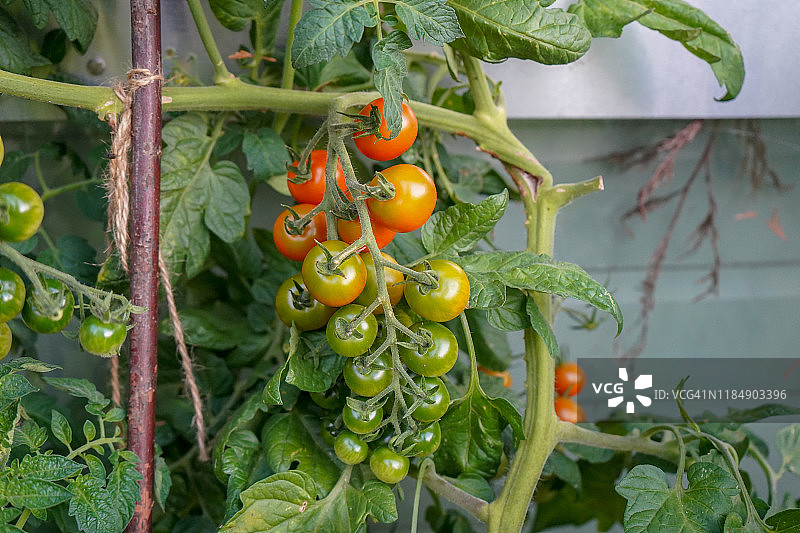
xmin=405 ymin=421 xmax=441 ymax=457
xmin=0 ymin=182 xmax=44 ymax=242
xmin=0 ymin=322 xmax=12 ymax=360
xmin=309 ymin=384 xmax=346 ymax=411
xmin=342 ymin=402 xmax=383 ymax=434
xmin=343 ymin=351 xmax=393 ymax=397
xmin=399 ymin=322 xmax=458 ymax=377
xmin=320 ymin=419 xmax=340 ymax=448
xmin=21 ymin=278 xmax=74 ymax=334
xmin=79 ymin=316 xmax=127 ymax=357
xmin=0 ymin=267 xmax=25 ymax=322
xmin=334 ymin=430 xmax=369 ymax=465
xmin=404 ymin=376 xmax=450 ymax=423
xmin=326 ymin=304 xmax=378 ymax=357
xmin=369 ymin=446 xmax=409 ymax=484
xmin=275 ymin=274 xmax=335 ymax=331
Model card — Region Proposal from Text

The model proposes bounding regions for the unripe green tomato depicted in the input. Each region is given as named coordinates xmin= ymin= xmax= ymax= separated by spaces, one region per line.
xmin=0 ymin=182 xmax=44 ymax=242
xmin=0 ymin=267 xmax=25 ymax=322
xmin=79 ymin=316 xmax=127 ymax=357
xmin=343 ymin=351 xmax=393 ymax=397
xmin=21 ymin=278 xmax=74 ymax=334
xmin=320 ymin=419 xmax=340 ymax=448
xmin=342 ymin=402 xmax=382 ymax=434
xmin=334 ymin=430 xmax=369 ymax=465
xmin=0 ymin=322 xmax=12 ymax=360
xmin=326 ymin=304 xmax=378 ymax=357
xmin=369 ymin=446 xmax=409 ymax=484
xmin=399 ymin=322 xmax=458 ymax=377
xmin=404 ymin=376 xmax=450 ymax=423
xmin=405 ymin=421 xmax=441 ymax=457
xmin=310 ymin=384 xmax=346 ymax=411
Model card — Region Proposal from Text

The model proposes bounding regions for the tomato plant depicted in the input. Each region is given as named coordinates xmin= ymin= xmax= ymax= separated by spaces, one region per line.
xmin=354 ymin=98 xmax=418 ymax=161
xmin=1 ymin=2 xmax=792 ymax=533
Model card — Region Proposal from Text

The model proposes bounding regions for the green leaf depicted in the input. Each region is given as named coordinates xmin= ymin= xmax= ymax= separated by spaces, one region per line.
xmin=241 ymin=128 xmax=290 ymax=181
xmin=0 ymin=476 xmax=73 ymax=509
xmin=454 ymin=251 xmax=622 ymax=334
xmin=449 ymin=472 xmax=494 ymax=502
xmin=542 ymin=450 xmax=581 ymax=491
xmin=221 ymin=430 xmax=262 ymax=519
xmin=285 ymin=330 xmax=346 ymax=393
xmin=161 ymin=113 xmax=251 ymax=277
xmin=383 ymin=232 xmax=428 ymax=265
xmin=263 ymin=361 xmax=288 ymax=406
xmin=777 ymin=424 xmax=800 ymax=478
xmin=222 ymin=470 xmax=370 ymax=533
xmin=214 ymin=392 xmax=269 ymax=481
xmin=422 ymin=190 xmax=508 ymax=256
xmin=484 ymin=289 xmax=528 ymax=331
xmin=315 ymin=53 xmax=372 ymax=90
xmin=526 ymin=296 xmax=559 ymax=357
xmin=485 ymin=395 xmax=524 ymax=446
xmin=765 ymin=509 xmax=800 ymax=533
xmin=372 ymin=31 xmax=413 ymax=136
xmin=154 ymin=446 xmax=172 ymax=512
xmin=0 ymin=8 xmax=49 ymax=74
xmin=36 ymin=235 xmax=99 ymax=285
xmin=21 ymin=0 xmax=49 ymax=29
xmin=359 ymin=479 xmax=398 ymax=523
xmin=84 ymin=454 xmax=106 ymax=484
xmin=106 ymin=457 xmax=143 ymax=525
xmin=435 ymin=385 xmax=506 ymax=478
xmin=447 ymin=0 xmax=591 ymax=64
xmin=291 ymin=0 xmax=378 ymax=69
xmin=68 ymin=474 xmax=123 ymax=533
xmin=14 ymin=454 xmax=82 ymax=481
xmin=43 ymin=0 xmax=97 ymax=52
xmin=261 ymin=411 xmax=341 ymax=494
xmin=13 ymin=419 xmax=48 ymax=452
xmin=0 ymin=374 xmax=38 ymax=403
xmin=209 ymin=0 xmax=270 ymax=31
xmin=615 ymin=462 xmax=739 ymax=532
xmin=50 ymin=410 xmax=72 ymax=447
xmin=394 ymin=0 xmax=463 ymax=45
xmin=44 ymin=378 xmax=108 ymax=408
xmin=0 ymin=401 xmax=20 ymax=467
xmin=568 ymin=0 xmax=744 ymax=100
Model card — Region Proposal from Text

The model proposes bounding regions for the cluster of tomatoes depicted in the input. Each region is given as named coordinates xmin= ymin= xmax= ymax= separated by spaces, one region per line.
xmin=272 ymin=100 xmax=471 ymax=484
xmin=554 ymin=361 xmax=586 ymax=423
xmin=0 ymin=140 xmax=127 ymax=359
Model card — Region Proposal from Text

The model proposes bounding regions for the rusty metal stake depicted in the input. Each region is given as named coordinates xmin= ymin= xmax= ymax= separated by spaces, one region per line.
xmin=127 ymin=0 xmax=161 ymax=531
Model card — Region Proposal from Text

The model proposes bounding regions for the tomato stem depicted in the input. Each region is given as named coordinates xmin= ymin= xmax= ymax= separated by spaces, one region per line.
xmin=184 ymin=0 xmax=235 ymax=85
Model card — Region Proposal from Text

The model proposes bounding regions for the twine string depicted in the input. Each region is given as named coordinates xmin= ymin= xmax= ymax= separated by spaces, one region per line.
xmin=105 ymin=68 xmax=208 ymax=460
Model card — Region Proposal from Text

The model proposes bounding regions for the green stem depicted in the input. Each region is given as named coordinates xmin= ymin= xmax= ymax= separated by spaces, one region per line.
xmin=272 ymin=0 xmax=304 ymax=134
xmin=749 ymin=443 xmax=778 ymax=507
xmin=557 ymin=422 xmax=680 ymax=463
xmin=15 ymin=509 xmax=30 ymax=529
xmin=66 ymin=437 xmax=125 ymax=459
xmin=419 ymin=462 xmax=489 ymax=523
xmin=185 ymin=0 xmax=234 ymax=84
xmin=41 ymin=178 xmax=102 ymax=201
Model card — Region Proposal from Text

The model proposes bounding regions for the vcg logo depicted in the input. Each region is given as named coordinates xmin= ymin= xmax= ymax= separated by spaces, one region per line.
xmin=591 ymin=368 xmax=653 ymax=414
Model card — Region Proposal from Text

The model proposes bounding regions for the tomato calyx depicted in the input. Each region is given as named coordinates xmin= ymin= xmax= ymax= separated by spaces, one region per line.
xmin=282 ymin=204 xmax=319 ymax=236
xmin=410 ymin=262 xmax=439 ymax=295
xmin=289 ymin=279 xmax=316 ymax=310
xmin=364 ymin=172 xmax=395 ymax=201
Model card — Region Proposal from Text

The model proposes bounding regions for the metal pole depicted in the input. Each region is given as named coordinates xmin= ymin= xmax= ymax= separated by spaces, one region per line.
xmin=127 ymin=0 xmax=161 ymax=531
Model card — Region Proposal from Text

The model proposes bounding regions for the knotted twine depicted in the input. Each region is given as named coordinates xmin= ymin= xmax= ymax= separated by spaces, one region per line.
xmin=106 ymin=68 xmax=208 ymax=461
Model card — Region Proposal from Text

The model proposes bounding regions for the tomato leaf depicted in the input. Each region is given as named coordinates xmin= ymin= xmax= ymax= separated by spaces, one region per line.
xmin=43 ymin=0 xmax=97 ymax=53
xmin=454 ymin=251 xmax=622 ymax=335
xmin=0 ymin=8 xmax=49 ymax=74
xmin=0 ymin=402 xmax=20 ymax=468
xmin=241 ymin=127 xmax=290 ymax=181
xmin=154 ymin=446 xmax=172 ymax=512
xmin=284 ymin=329 xmax=346 ymax=394
xmin=372 ymin=31 xmax=413 ymax=137
xmin=777 ymin=424 xmax=800 ymax=478
xmin=451 ymin=309 xmax=511 ymax=372
xmin=159 ymin=306 xmax=249 ymax=351
xmin=105 ymin=456 xmax=142 ymax=526
xmin=568 ymin=0 xmax=744 ymax=100
xmin=765 ymin=509 xmax=800 ymax=533
xmin=0 ymin=475 xmax=73 ymax=509
xmin=37 ymin=235 xmax=99 ymax=286
xmin=394 ymin=0 xmax=463 ymax=46
xmin=43 ymin=377 xmax=108 ymax=408
xmin=421 ymin=190 xmax=508 ymax=256
xmin=542 ymin=450 xmax=582 ymax=492
xmin=50 ymin=410 xmax=72 ymax=447
xmin=260 ymin=411 xmax=341 ymax=494
xmin=291 ymin=0 xmax=378 ymax=69
xmin=615 ymin=462 xmax=739 ymax=532
xmin=359 ymin=479 xmax=398 ymax=523
xmin=161 ymin=113 xmax=251 ymax=277
xmin=11 ymin=454 xmax=82 ymax=481
xmin=435 ymin=385 xmax=506 ymax=478
xmin=525 ymin=296 xmax=559 ymax=357
xmin=209 ymin=0 xmax=279 ymax=32
xmin=68 ymin=474 xmax=123 ymax=533
xmin=447 ymin=0 xmax=591 ymax=64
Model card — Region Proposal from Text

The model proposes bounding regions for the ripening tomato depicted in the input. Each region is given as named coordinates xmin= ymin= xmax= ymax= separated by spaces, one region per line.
xmin=336 ymin=216 xmax=396 ymax=250
xmin=274 ymin=274 xmax=335 ymax=331
xmin=273 ymin=204 xmax=327 ymax=262
xmin=554 ymin=396 xmax=585 ymax=423
xmin=353 ymin=98 xmax=418 ymax=161
xmin=354 ymin=252 xmax=404 ymax=314
xmin=287 ymin=149 xmax=349 ymax=204
xmin=366 ymin=164 xmax=436 ymax=233
xmin=554 ymin=362 xmax=586 ymax=397
xmin=404 ymin=260 xmax=469 ymax=323
xmin=301 ymin=240 xmax=367 ymax=307
xmin=326 ymin=304 xmax=378 ymax=357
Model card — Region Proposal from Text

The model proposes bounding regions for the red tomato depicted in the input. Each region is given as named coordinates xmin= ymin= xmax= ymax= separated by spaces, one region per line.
xmin=272 ymin=204 xmax=327 ymax=262
xmin=354 ymin=98 xmax=418 ymax=161
xmin=336 ymin=217 xmax=396 ymax=250
xmin=287 ymin=149 xmax=349 ymax=204
xmin=554 ymin=362 xmax=586 ymax=397
xmin=366 ymin=164 xmax=436 ymax=233
xmin=554 ymin=397 xmax=585 ymax=423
